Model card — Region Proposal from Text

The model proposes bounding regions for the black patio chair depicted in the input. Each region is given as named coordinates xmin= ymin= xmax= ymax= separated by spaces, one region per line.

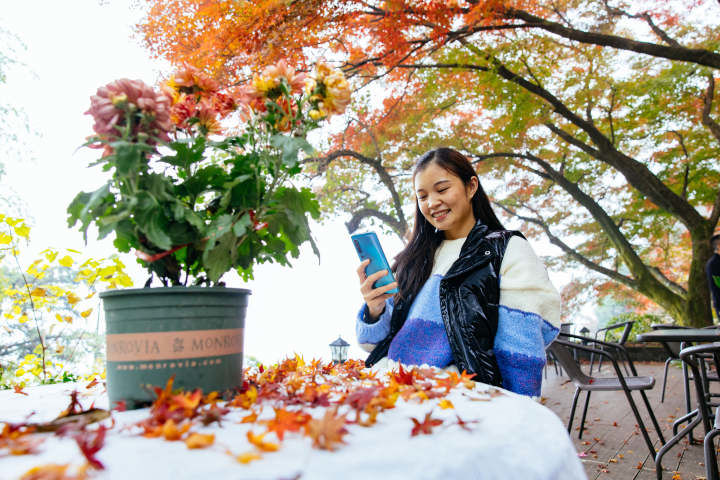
xmin=589 ymin=320 xmax=634 ymax=376
xmin=548 ymin=334 xmax=666 ymax=458
xmin=654 ymin=342 xmax=720 ymax=480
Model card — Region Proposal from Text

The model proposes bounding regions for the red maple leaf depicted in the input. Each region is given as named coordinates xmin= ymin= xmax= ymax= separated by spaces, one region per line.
xmin=75 ymin=425 xmax=107 ymax=470
xmin=455 ymin=414 xmax=480 ymax=432
xmin=391 ymin=364 xmax=415 ymax=385
xmin=344 ymin=386 xmax=379 ymax=412
xmin=410 ymin=411 xmax=443 ymax=436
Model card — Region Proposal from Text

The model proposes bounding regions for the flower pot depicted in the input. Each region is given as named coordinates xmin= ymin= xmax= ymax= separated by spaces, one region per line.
xmin=100 ymin=287 xmax=250 ymax=409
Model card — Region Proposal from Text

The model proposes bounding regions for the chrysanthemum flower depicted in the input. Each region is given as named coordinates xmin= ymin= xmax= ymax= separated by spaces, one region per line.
xmin=246 ymin=60 xmax=307 ymax=102
xmin=85 ymin=78 xmax=172 ymax=150
xmin=169 ymin=63 xmax=219 ymax=96
xmin=307 ymin=63 xmax=351 ymax=119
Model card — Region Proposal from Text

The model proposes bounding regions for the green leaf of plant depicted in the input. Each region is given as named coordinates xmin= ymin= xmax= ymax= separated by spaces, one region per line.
xmin=269 ymin=134 xmax=314 ymax=168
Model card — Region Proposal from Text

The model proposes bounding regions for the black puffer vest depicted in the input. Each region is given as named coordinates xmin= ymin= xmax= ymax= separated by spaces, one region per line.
xmin=365 ymin=221 xmax=524 ymax=386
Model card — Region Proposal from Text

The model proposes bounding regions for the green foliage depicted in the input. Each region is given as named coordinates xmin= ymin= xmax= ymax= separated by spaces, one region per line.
xmin=69 ymin=81 xmax=326 ymax=287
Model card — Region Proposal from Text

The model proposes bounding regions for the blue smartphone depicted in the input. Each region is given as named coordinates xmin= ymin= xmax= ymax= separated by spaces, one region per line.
xmin=351 ymin=232 xmax=398 ymax=294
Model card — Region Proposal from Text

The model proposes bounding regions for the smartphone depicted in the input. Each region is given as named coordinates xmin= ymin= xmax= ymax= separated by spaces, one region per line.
xmin=351 ymin=232 xmax=398 ymax=294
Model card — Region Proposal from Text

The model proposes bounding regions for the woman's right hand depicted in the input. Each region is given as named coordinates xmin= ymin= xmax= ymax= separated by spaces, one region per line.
xmin=356 ymin=259 xmax=398 ymax=321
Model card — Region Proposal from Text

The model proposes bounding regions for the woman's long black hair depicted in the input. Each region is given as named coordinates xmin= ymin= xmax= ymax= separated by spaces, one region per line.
xmin=392 ymin=147 xmax=504 ymax=301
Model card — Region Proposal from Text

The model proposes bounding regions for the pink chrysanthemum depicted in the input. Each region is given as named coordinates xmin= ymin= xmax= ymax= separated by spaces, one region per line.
xmin=86 ymin=78 xmax=172 ymax=147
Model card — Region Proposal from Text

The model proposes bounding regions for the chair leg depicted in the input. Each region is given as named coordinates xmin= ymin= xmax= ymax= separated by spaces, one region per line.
xmin=639 ymin=389 xmax=666 ymax=445
xmin=597 ymin=355 xmax=604 ymax=373
xmin=567 ymin=387 xmax=581 ymax=434
xmin=683 ymin=361 xmax=698 ymax=444
xmin=589 ymin=352 xmax=595 ymax=375
xmin=661 ymin=357 xmax=671 ymax=403
xmin=704 ymin=429 xmax=720 ymax=480
xmin=620 ymin=388 xmax=657 ymax=458
xmin=579 ymin=390 xmax=591 ymax=439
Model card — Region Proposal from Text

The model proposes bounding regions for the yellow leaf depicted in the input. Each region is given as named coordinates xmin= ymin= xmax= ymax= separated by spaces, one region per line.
xmin=438 ymin=399 xmax=454 ymax=410
xmin=30 ymin=287 xmax=46 ymax=298
xmin=185 ymin=433 xmax=215 ymax=449
xmin=44 ymin=250 xmax=58 ymax=262
xmin=0 ymin=232 xmax=11 ymax=245
xmin=55 ymin=313 xmax=63 ymax=322
xmin=58 ymin=255 xmax=74 ymax=267
xmin=80 ymin=309 xmax=93 ymax=318
xmin=236 ymin=452 xmax=262 ymax=464
xmin=14 ymin=224 xmax=30 ymax=239
xmin=66 ymin=293 xmax=80 ymax=306
xmin=19 ymin=314 xmax=29 ymax=324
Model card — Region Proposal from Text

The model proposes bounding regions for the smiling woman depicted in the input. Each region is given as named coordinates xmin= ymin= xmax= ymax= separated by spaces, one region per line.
xmin=355 ymin=147 xmax=562 ymax=397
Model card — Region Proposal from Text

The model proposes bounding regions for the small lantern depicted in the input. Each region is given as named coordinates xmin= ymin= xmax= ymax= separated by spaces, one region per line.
xmin=329 ymin=336 xmax=350 ymax=364
xmin=579 ymin=326 xmax=590 ymax=337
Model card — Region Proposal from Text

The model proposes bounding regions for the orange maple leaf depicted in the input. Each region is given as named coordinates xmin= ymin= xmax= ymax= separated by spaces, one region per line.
xmin=235 ymin=451 xmax=262 ymax=464
xmin=160 ymin=419 xmax=190 ymax=441
xmin=185 ymin=432 xmax=215 ymax=449
xmin=246 ymin=430 xmax=279 ymax=452
xmin=263 ymin=408 xmax=311 ymax=441
xmin=410 ymin=411 xmax=443 ymax=436
xmin=305 ymin=407 xmax=348 ymax=451
xmin=239 ymin=410 xmax=259 ymax=424
xmin=13 ymin=385 xmax=28 ymax=396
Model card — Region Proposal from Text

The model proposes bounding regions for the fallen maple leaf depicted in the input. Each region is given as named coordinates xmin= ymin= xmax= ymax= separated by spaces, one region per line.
xmin=236 ymin=451 xmax=262 ymax=464
xmin=200 ymin=404 xmax=230 ymax=427
xmin=438 ymin=399 xmax=454 ymax=410
xmin=344 ymin=386 xmax=379 ymax=412
xmin=410 ymin=411 xmax=443 ymax=436
xmin=85 ymin=378 xmax=99 ymax=389
xmin=264 ymin=408 xmax=311 ymax=441
xmin=74 ymin=425 xmax=107 ymax=470
xmin=185 ymin=432 xmax=215 ymax=449
xmin=390 ymin=364 xmax=415 ymax=385
xmin=161 ymin=419 xmax=190 ymax=441
xmin=305 ymin=408 xmax=348 ymax=451
xmin=454 ymin=414 xmax=480 ymax=432
xmin=19 ymin=463 xmax=88 ymax=480
xmin=239 ymin=411 xmax=259 ymax=424
xmin=14 ymin=385 xmax=28 ymax=396
xmin=246 ymin=430 xmax=280 ymax=452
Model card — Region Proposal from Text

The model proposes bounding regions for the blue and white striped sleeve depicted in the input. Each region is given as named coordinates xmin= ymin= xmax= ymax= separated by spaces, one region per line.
xmin=356 ymin=296 xmax=394 ymax=353
xmin=493 ymin=236 xmax=561 ymax=397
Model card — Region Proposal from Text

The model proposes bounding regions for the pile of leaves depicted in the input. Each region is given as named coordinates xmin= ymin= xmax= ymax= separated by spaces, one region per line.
xmin=3 ymin=356 xmax=505 ymax=478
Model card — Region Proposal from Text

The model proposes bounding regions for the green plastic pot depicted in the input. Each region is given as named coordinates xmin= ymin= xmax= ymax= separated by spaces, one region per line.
xmin=100 ymin=287 xmax=250 ymax=409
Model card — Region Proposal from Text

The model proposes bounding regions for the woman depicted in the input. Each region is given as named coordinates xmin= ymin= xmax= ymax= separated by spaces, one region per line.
xmin=355 ymin=147 xmax=560 ymax=397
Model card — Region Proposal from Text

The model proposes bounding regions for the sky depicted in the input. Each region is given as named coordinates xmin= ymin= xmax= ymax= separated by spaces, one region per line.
xmin=0 ymin=0 xmax=579 ymax=366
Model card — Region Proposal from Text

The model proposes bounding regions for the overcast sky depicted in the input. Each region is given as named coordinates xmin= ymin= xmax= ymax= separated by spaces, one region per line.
xmin=0 ymin=0 xmax=576 ymax=366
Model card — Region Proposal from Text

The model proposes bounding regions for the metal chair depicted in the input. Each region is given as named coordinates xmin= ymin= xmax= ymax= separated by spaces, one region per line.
xmin=548 ymin=334 xmax=666 ymax=458
xmin=590 ymin=320 xmax=634 ymax=375
xmin=654 ymin=342 xmax=720 ymax=480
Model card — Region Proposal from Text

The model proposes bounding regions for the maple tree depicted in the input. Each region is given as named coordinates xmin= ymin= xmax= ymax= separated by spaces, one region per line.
xmin=139 ymin=0 xmax=720 ymax=327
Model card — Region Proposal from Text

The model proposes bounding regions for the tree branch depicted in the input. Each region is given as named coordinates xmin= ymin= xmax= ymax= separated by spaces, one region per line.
xmin=345 ymin=208 xmax=406 ymax=240
xmin=494 ymin=201 xmax=637 ymax=288
xmin=474 ymin=150 xmax=688 ymax=301
xmin=503 ymin=8 xmax=720 ymax=69
xmin=305 ymin=149 xmax=409 ymax=237
xmin=701 ymin=74 xmax=720 ymax=144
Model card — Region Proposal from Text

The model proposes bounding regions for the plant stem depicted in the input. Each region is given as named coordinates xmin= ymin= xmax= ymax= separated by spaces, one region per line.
xmin=10 ymin=235 xmax=47 ymax=381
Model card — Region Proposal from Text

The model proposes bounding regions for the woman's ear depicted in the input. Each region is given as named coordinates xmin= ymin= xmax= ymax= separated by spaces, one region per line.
xmin=467 ymin=176 xmax=479 ymax=200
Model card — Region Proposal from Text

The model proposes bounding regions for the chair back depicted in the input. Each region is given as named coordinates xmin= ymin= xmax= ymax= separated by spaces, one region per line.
xmin=548 ymin=340 xmax=592 ymax=386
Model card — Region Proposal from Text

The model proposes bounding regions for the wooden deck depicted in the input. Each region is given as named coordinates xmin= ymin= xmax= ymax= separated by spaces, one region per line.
xmin=540 ymin=361 xmax=718 ymax=480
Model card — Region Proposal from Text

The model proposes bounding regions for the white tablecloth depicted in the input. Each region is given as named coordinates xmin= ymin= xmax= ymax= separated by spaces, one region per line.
xmin=1 ymin=375 xmax=585 ymax=480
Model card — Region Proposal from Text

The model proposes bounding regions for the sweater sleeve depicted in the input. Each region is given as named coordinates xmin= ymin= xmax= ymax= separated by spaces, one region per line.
xmin=493 ymin=236 xmax=561 ymax=397
xmin=356 ymin=296 xmax=394 ymax=353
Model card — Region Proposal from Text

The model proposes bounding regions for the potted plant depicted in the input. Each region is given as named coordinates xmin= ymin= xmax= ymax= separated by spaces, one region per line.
xmin=68 ymin=61 xmax=351 ymax=408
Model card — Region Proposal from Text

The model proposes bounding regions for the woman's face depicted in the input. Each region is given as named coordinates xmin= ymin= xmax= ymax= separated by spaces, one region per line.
xmin=414 ymin=162 xmax=478 ymax=240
